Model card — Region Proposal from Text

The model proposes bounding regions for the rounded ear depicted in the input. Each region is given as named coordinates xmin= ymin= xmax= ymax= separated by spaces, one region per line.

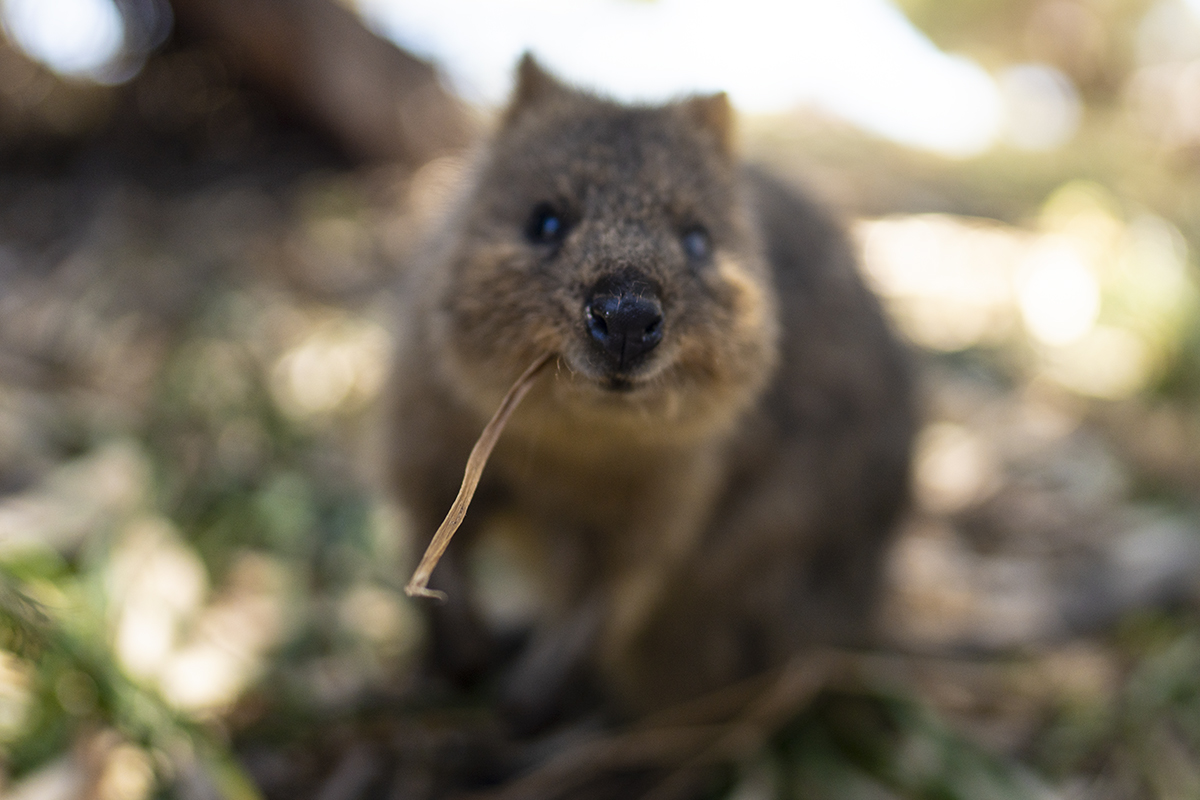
xmin=503 ymin=53 xmax=576 ymax=126
xmin=680 ymin=92 xmax=735 ymax=157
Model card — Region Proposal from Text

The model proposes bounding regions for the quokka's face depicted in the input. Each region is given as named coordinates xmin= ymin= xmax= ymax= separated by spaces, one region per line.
xmin=435 ymin=61 xmax=779 ymax=435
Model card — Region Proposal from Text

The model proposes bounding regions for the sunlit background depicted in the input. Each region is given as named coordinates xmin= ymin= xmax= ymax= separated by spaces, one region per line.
xmin=3 ymin=0 xmax=1196 ymax=401
xmin=4 ymin=0 xmax=1058 ymax=154
xmin=3 ymin=0 xmax=1200 ymax=798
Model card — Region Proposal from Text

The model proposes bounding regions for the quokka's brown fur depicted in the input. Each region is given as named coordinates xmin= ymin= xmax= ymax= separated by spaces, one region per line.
xmin=390 ymin=56 xmax=916 ymax=725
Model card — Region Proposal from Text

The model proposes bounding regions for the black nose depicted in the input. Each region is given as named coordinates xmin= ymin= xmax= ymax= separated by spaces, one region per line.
xmin=585 ymin=281 xmax=664 ymax=371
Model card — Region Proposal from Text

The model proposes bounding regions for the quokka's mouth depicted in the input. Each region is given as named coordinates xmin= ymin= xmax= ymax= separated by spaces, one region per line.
xmin=563 ymin=363 xmax=649 ymax=396
xmin=603 ymin=376 xmax=635 ymax=392
xmin=555 ymin=343 xmax=666 ymax=396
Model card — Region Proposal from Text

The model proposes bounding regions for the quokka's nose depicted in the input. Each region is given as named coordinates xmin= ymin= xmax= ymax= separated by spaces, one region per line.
xmin=585 ymin=279 xmax=664 ymax=371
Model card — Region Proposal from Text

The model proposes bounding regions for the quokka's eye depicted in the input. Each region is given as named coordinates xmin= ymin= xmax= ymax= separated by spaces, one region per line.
xmin=682 ymin=226 xmax=711 ymax=262
xmin=526 ymin=203 xmax=568 ymax=244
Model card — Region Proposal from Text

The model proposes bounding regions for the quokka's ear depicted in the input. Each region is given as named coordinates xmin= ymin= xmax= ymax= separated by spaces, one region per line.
xmin=680 ymin=92 xmax=735 ymax=157
xmin=503 ymin=53 xmax=576 ymax=126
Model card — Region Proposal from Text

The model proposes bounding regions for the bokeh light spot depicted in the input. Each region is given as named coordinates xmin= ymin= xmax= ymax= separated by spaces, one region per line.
xmin=1 ymin=0 xmax=125 ymax=80
xmin=1042 ymin=325 xmax=1152 ymax=399
xmin=270 ymin=318 xmax=392 ymax=420
xmin=859 ymin=215 xmax=1021 ymax=351
xmin=998 ymin=63 xmax=1082 ymax=150
xmin=914 ymin=422 xmax=996 ymax=513
xmin=0 ymin=651 xmax=33 ymax=741
xmin=97 ymin=743 xmax=155 ymax=800
xmin=1018 ymin=237 xmax=1100 ymax=346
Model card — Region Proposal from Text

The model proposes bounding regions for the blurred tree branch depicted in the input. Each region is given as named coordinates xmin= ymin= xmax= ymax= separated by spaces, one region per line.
xmin=167 ymin=0 xmax=474 ymax=166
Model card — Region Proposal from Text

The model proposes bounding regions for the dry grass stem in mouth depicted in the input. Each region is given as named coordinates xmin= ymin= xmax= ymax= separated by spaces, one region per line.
xmin=405 ymin=352 xmax=554 ymax=600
